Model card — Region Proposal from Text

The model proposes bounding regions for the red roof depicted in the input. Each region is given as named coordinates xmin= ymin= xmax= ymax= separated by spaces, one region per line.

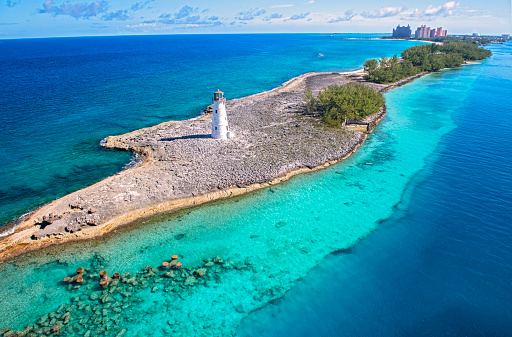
xmin=214 ymin=90 xmax=223 ymax=94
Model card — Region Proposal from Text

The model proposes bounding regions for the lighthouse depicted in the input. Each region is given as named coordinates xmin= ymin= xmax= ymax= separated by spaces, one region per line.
xmin=211 ymin=90 xmax=234 ymax=139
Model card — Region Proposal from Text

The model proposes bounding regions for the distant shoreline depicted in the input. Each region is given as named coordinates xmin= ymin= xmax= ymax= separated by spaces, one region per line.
xmin=343 ymin=37 xmax=439 ymax=45
xmin=378 ymin=37 xmax=443 ymax=45
xmin=0 ymin=68 xmax=435 ymax=264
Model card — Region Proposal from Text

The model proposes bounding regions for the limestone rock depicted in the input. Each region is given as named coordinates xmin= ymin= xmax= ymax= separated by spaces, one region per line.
xmin=184 ymin=276 xmax=196 ymax=286
xmin=193 ymin=269 xmax=206 ymax=277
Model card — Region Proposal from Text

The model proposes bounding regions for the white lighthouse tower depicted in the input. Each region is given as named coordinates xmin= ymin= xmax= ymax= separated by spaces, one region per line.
xmin=211 ymin=90 xmax=234 ymax=139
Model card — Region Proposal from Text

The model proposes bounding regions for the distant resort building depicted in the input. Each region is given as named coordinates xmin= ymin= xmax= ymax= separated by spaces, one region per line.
xmin=392 ymin=24 xmax=447 ymax=39
xmin=414 ymin=25 xmax=447 ymax=39
xmin=435 ymin=27 xmax=447 ymax=37
xmin=392 ymin=25 xmax=412 ymax=38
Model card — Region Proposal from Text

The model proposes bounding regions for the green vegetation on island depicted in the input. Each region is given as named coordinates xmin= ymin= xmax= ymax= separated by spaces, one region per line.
xmin=415 ymin=36 xmax=506 ymax=45
xmin=364 ymin=42 xmax=492 ymax=84
xmin=304 ymin=83 xmax=385 ymax=127
xmin=382 ymin=35 xmax=506 ymax=45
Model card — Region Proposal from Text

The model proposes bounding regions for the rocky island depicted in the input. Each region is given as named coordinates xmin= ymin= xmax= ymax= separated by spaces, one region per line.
xmin=0 ymin=71 xmax=406 ymax=262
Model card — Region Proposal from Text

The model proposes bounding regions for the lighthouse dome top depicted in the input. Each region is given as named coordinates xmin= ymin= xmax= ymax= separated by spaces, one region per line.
xmin=213 ymin=90 xmax=225 ymax=101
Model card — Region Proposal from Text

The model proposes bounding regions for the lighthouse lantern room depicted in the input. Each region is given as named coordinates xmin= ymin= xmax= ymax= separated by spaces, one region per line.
xmin=211 ymin=89 xmax=234 ymax=139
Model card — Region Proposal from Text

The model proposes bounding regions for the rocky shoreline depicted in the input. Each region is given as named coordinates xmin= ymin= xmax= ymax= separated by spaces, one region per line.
xmin=0 ymin=70 xmax=423 ymax=263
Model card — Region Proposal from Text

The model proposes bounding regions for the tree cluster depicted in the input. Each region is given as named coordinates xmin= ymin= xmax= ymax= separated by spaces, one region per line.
xmin=364 ymin=41 xmax=492 ymax=84
xmin=383 ymin=35 xmax=505 ymax=45
xmin=303 ymin=83 xmax=385 ymax=127
xmin=420 ymin=36 xmax=505 ymax=45
xmin=363 ymin=55 xmax=419 ymax=84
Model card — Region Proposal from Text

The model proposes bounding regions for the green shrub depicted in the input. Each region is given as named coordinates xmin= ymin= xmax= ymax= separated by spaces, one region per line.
xmin=304 ymin=83 xmax=385 ymax=126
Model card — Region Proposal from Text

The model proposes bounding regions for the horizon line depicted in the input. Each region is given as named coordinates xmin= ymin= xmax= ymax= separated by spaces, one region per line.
xmin=1 ymin=31 xmax=508 ymax=41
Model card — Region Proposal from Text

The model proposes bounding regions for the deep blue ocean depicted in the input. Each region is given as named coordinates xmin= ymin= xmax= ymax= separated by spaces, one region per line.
xmin=0 ymin=35 xmax=510 ymax=337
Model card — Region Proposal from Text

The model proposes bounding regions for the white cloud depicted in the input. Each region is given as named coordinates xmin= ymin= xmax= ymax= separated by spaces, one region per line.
xmin=270 ymin=4 xmax=295 ymax=8
xmin=236 ymin=8 xmax=266 ymax=20
xmin=328 ymin=10 xmax=356 ymax=23
xmin=288 ymin=12 xmax=310 ymax=20
xmin=423 ymin=1 xmax=459 ymax=16
xmin=38 ymin=0 xmax=109 ymax=19
xmin=158 ymin=6 xmax=222 ymax=25
xmin=126 ymin=22 xmax=156 ymax=28
xmin=361 ymin=6 xmax=403 ymax=18
xmin=405 ymin=1 xmax=460 ymax=19
xmin=103 ymin=9 xmax=131 ymax=21
xmin=357 ymin=2 xmax=461 ymax=21
xmin=264 ymin=13 xmax=284 ymax=21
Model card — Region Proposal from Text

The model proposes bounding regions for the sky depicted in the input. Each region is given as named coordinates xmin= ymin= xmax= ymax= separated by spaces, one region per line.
xmin=0 ymin=0 xmax=510 ymax=38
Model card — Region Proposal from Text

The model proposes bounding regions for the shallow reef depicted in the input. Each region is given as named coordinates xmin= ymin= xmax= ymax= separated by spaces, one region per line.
xmin=0 ymin=254 xmax=256 ymax=337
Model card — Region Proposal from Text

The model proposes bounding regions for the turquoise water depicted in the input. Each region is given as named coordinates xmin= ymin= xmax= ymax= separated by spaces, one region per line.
xmin=0 ymin=37 xmax=509 ymax=337
xmin=237 ymin=43 xmax=512 ymax=336
xmin=0 ymin=34 xmax=424 ymax=227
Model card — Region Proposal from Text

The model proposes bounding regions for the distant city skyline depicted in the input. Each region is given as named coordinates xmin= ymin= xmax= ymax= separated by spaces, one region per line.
xmin=0 ymin=0 xmax=510 ymax=39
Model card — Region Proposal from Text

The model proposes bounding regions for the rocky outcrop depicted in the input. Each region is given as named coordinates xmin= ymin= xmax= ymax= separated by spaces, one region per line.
xmin=0 ymin=71 xmax=397 ymax=262
xmin=31 ymin=206 xmax=102 ymax=239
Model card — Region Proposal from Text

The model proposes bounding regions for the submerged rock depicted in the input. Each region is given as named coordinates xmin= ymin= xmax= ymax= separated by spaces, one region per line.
xmin=61 ymin=313 xmax=71 ymax=323
xmin=37 ymin=314 xmax=49 ymax=326
xmin=163 ymin=271 xmax=175 ymax=278
xmin=0 ymin=328 xmax=13 ymax=335
xmin=275 ymin=221 xmax=287 ymax=228
xmin=101 ymin=294 xmax=114 ymax=304
xmin=194 ymin=269 xmax=206 ymax=277
xmin=184 ymin=276 xmax=196 ymax=286
xmin=12 ymin=255 xmax=238 ymax=337
xmin=234 ymin=304 xmax=245 ymax=313
xmin=116 ymin=329 xmax=127 ymax=337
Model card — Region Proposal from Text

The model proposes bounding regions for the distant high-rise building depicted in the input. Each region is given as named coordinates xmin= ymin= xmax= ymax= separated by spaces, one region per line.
xmin=415 ymin=25 xmax=447 ymax=39
xmin=415 ymin=25 xmax=431 ymax=39
xmin=502 ymin=34 xmax=510 ymax=40
xmin=437 ymin=27 xmax=448 ymax=37
xmin=392 ymin=25 xmax=412 ymax=38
